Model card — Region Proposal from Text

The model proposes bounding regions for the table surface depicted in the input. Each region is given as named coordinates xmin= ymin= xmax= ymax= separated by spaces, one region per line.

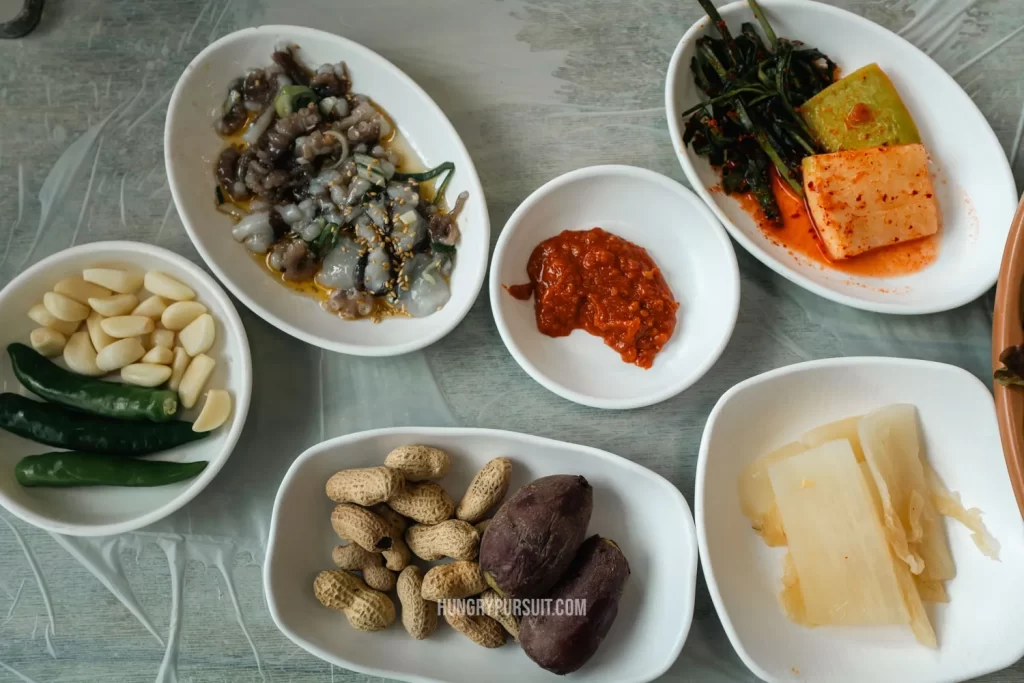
xmin=0 ymin=0 xmax=1022 ymax=681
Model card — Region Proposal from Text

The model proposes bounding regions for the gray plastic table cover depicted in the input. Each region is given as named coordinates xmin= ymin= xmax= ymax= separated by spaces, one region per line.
xmin=0 ymin=0 xmax=1021 ymax=681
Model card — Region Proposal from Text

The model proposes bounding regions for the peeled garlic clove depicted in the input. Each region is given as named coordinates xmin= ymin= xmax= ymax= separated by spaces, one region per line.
xmin=178 ymin=354 xmax=215 ymax=409
xmin=43 ymin=291 xmax=91 ymax=322
xmin=144 ymin=271 xmax=195 ymax=301
xmin=85 ymin=312 xmax=115 ymax=352
xmin=141 ymin=346 xmax=174 ymax=365
xmin=192 ymin=389 xmax=231 ymax=432
xmin=149 ymin=329 xmax=175 ymax=350
xmin=121 ymin=363 xmax=173 ymax=387
xmin=178 ymin=313 xmax=215 ymax=356
xmin=168 ymin=347 xmax=190 ymax=391
xmin=28 ymin=303 xmax=80 ymax=336
xmin=95 ymin=337 xmax=146 ymax=372
xmin=160 ymin=301 xmax=207 ymax=331
xmin=88 ymin=293 xmax=139 ymax=317
xmin=64 ymin=331 xmax=104 ymax=376
xmin=30 ymin=327 xmax=66 ymax=357
xmin=100 ymin=315 xmax=155 ymax=338
xmin=132 ymin=296 xmax=168 ymax=319
xmin=53 ymin=276 xmax=111 ymax=305
xmin=82 ymin=268 xmax=143 ymax=294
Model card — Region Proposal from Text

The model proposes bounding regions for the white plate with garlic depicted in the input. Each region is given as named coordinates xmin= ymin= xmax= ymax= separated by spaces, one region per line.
xmin=0 ymin=241 xmax=251 ymax=536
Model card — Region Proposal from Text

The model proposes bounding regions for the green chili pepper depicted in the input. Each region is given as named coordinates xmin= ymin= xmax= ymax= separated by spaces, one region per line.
xmin=15 ymin=452 xmax=208 ymax=488
xmin=0 ymin=393 xmax=207 ymax=456
xmin=9 ymin=344 xmax=179 ymax=422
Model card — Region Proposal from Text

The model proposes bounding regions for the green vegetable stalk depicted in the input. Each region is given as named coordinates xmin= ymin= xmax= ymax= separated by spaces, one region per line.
xmin=682 ymin=0 xmax=837 ymax=222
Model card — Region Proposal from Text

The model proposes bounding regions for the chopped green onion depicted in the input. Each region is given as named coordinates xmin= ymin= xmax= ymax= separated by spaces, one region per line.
xmin=431 ymin=242 xmax=456 ymax=255
xmin=274 ymin=85 xmax=317 ymax=117
xmin=355 ymin=153 xmax=391 ymax=186
xmin=393 ymin=162 xmax=457 ymax=205
xmin=393 ymin=162 xmax=455 ymax=183
xmin=312 ymin=223 xmax=341 ymax=259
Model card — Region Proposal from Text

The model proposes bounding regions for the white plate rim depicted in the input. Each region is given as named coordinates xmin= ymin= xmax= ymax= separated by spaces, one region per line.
xmin=263 ymin=425 xmax=699 ymax=683
xmin=488 ymin=164 xmax=740 ymax=410
xmin=164 ymin=24 xmax=491 ymax=357
xmin=0 ymin=240 xmax=253 ymax=536
xmin=664 ymin=0 xmax=1018 ymax=315
xmin=695 ymin=355 xmax=1024 ymax=683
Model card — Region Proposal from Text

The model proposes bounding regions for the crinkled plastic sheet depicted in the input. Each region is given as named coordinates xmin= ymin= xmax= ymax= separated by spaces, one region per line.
xmin=0 ymin=0 xmax=1020 ymax=681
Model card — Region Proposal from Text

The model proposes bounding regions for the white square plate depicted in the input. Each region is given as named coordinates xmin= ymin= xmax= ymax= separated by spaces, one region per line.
xmin=697 ymin=357 xmax=1024 ymax=682
xmin=264 ymin=427 xmax=697 ymax=683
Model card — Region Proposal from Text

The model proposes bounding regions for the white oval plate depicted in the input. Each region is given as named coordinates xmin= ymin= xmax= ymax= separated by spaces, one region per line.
xmin=666 ymin=0 xmax=1018 ymax=314
xmin=0 ymin=241 xmax=252 ymax=536
xmin=489 ymin=165 xmax=739 ymax=409
xmin=165 ymin=26 xmax=489 ymax=356
xmin=265 ymin=427 xmax=697 ymax=683
xmin=697 ymin=357 xmax=1024 ymax=683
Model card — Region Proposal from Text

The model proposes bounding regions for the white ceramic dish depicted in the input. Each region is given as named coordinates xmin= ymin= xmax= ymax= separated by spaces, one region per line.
xmin=165 ymin=25 xmax=489 ymax=356
xmin=666 ymin=0 xmax=1018 ymax=314
xmin=489 ymin=165 xmax=739 ymax=409
xmin=0 ymin=241 xmax=251 ymax=536
xmin=265 ymin=427 xmax=697 ymax=683
xmin=697 ymin=357 xmax=1024 ymax=683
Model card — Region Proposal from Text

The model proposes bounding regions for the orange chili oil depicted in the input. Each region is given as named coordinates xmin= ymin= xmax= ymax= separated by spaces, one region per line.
xmin=506 ymin=228 xmax=679 ymax=369
xmin=735 ymin=169 xmax=937 ymax=278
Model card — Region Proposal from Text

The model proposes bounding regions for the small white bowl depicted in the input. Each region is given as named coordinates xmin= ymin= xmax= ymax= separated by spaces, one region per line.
xmin=0 ymin=241 xmax=252 ymax=536
xmin=697 ymin=357 xmax=1024 ymax=683
xmin=265 ymin=427 xmax=697 ymax=683
xmin=165 ymin=26 xmax=489 ymax=356
xmin=666 ymin=0 xmax=1018 ymax=314
xmin=489 ymin=165 xmax=739 ymax=410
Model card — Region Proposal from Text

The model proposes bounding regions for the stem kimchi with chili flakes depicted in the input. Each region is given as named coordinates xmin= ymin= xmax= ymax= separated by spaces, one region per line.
xmin=213 ymin=45 xmax=467 ymax=320
xmin=681 ymin=0 xmax=837 ymax=223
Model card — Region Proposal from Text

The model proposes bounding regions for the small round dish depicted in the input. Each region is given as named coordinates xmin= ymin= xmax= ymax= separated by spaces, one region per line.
xmin=165 ymin=25 xmax=489 ymax=357
xmin=992 ymin=194 xmax=1024 ymax=520
xmin=666 ymin=0 xmax=1018 ymax=314
xmin=490 ymin=165 xmax=739 ymax=410
xmin=0 ymin=241 xmax=252 ymax=536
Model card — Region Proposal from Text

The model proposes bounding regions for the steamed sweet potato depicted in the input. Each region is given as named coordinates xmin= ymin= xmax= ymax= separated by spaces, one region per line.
xmin=479 ymin=474 xmax=592 ymax=599
xmin=520 ymin=535 xmax=630 ymax=674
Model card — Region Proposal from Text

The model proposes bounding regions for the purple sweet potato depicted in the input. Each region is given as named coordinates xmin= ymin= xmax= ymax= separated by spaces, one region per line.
xmin=520 ymin=535 xmax=630 ymax=675
xmin=479 ymin=474 xmax=592 ymax=599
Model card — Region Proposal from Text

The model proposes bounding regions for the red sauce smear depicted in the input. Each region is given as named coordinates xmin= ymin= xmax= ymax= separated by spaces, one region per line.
xmin=506 ymin=228 xmax=678 ymax=369
xmin=735 ymin=170 xmax=937 ymax=277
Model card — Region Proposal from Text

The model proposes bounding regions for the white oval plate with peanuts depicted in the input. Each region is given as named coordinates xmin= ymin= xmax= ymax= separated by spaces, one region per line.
xmin=264 ymin=427 xmax=698 ymax=683
xmin=0 ymin=241 xmax=252 ymax=536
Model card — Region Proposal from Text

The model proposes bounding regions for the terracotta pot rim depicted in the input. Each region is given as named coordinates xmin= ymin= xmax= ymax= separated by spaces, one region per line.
xmin=992 ymin=194 xmax=1024 ymax=520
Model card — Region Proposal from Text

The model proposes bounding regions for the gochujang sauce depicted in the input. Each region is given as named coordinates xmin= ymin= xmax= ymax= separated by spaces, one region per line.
xmin=507 ymin=228 xmax=678 ymax=369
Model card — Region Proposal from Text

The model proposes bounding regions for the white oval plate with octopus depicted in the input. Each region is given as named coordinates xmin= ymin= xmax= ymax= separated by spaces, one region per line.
xmin=166 ymin=25 xmax=489 ymax=355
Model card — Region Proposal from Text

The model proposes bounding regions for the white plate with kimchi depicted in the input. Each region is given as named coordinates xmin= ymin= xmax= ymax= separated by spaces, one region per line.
xmin=166 ymin=26 xmax=488 ymax=356
xmin=697 ymin=357 xmax=1024 ymax=683
xmin=666 ymin=0 xmax=1017 ymax=314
